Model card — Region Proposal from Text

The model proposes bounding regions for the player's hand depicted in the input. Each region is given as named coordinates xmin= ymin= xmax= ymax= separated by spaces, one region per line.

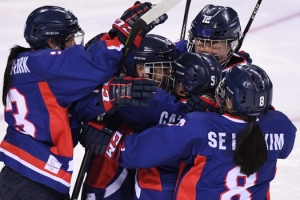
xmin=112 ymin=1 xmax=168 ymax=47
xmin=185 ymin=94 xmax=219 ymax=113
xmin=100 ymin=76 xmax=157 ymax=114
xmin=238 ymin=50 xmax=252 ymax=64
xmin=80 ymin=121 xmax=117 ymax=155
xmin=269 ymin=105 xmax=275 ymax=110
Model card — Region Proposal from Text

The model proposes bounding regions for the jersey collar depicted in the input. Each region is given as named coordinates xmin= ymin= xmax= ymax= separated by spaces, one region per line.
xmin=222 ymin=113 xmax=259 ymax=123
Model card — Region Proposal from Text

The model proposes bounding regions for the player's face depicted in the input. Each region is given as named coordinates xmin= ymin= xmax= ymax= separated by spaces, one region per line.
xmin=174 ymin=80 xmax=185 ymax=97
xmin=153 ymin=64 xmax=171 ymax=88
xmin=136 ymin=64 xmax=149 ymax=78
xmin=194 ymin=38 xmax=229 ymax=64
xmin=144 ymin=62 xmax=172 ymax=88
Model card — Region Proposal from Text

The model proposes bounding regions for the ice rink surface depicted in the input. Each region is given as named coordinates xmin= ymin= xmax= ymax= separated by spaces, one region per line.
xmin=0 ymin=0 xmax=299 ymax=199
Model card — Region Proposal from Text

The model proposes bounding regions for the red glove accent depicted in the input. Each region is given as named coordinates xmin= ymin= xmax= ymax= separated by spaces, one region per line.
xmin=100 ymin=76 xmax=157 ymax=114
xmin=104 ymin=123 xmax=132 ymax=161
xmin=199 ymin=95 xmax=219 ymax=112
xmin=111 ymin=2 xmax=167 ymax=48
xmin=101 ymin=81 xmax=115 ymax=113
xmin=185 ymin=94 xmax=219 ymax=113
xmin=269 ymin=105 xmax=275 ymax=110
xmin=88 ymin=121 xmax=107 ymax=129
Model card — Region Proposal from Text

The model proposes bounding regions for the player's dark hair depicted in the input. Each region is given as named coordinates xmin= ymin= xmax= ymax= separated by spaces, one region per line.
xmin=234 ymin=115 xmax=267 ymax=177
xmin=2 ymin=45 xmax=31 ymax=105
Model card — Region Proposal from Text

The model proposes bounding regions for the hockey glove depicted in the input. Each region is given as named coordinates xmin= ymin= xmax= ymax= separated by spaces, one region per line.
xmin=105 ymin=123 xmax=133 ymax=160
xmin=185 ymin=94 xmax=219 ymax=113
xmin=112 ymin=1 xmax=168 ymax=47
xmin=269 ymin=105 xmax=275 ymax=110
xmin=80 ymin=121 xmax=118 ymax=155
xmin=238 ymin=50 xmax=252 ymax=64
xmin=100 ymin=76 xmax=157 ymax=114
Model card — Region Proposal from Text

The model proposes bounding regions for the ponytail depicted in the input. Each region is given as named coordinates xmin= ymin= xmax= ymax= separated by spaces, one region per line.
xmin=2 ymin=45 xmax=31 ymax=105
xmin=234 ymin=115 xmax=267 ymax=177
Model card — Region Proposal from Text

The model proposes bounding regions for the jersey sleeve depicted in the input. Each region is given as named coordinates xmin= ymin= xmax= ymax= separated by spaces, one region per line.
xmin=116 ymin=88 xmax=186 ymax=132
xmin=278 ymin=115 xmax=297 ymax=159
xmin=69 ymin=91 xmax=105 ymax=121
xmin=47 ymin=37 xmax=123 ymax=107
xmin=175 ymin=40 xmax=188 ymax=56
xmin=119 ymin=116 xmax=196 ymax=169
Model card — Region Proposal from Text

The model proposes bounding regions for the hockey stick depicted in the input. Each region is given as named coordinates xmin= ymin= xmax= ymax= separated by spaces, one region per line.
xmin=71 ymin=150 xmax=93 ymax=200
xmin=180 ymin=0 xmax=192 ymax=40
xmin=71 ymin=1 xmax=182 ymax=195
xmin=115 ymin=0 xmax=182 ymax=77
xmin=235 ymin=0 xmax=263 ymax=52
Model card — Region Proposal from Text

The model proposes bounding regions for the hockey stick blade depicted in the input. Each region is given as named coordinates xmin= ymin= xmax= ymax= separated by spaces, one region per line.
xmin=142 ymin=0 xmax=182 ymax=24
xmin=116 ymin=0 xmax=182 ymax=76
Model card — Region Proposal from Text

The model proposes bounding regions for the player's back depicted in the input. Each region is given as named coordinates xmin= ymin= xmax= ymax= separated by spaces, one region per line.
xmin=1 ymin=43 xmax=121 ymax=193
xmin=175 ymin=110 xmax=296 ymax=200
xmin=1 ymin=49 xmax=83 ymax=193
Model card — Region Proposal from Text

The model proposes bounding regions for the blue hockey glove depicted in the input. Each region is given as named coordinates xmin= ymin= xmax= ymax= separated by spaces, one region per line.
xmin=100 ymin=76 xmax=157 ymax=114
xmin=185 ymin=94 xmax=219 ymax=113
xmin=238 ymin=50 xmax=252 ymax=64
xmin=112 ymin=1 xmax=168 ymax=47
xmin=80 ymin=121 xmax=118 ymax=155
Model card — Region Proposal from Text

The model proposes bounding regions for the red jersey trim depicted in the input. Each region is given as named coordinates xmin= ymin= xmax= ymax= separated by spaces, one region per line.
xmin=106 ymin=37 xmax=124 ymax=51
xmin=137 ymin=168 xmax=163 ymax=191
xmin=176 ymin=155 xmax=206 ymax=200
xmin=38 ymin=82 xmax=73 ymax=157
xmin=0 ymin=140 xmax=71 ymax=185
xmin=87 ymin=154 xmax=120 ymax=188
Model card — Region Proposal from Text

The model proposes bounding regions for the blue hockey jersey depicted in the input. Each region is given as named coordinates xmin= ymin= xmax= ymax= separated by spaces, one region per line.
xmin=0 ymin=37 xmax=124 ymax=194
xmin=116 ymin=88 xmax=186 ymax=132
xmin=82 ymin=88 xmax=187 ymax=200
xmin=119 ymin=110 xmax=296 ymax=200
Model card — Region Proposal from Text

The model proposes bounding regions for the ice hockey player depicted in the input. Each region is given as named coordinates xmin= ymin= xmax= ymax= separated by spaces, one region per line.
xmin=80 ymin=33 xmax=180 ymax=200
xmin=0 ymin=2 xmax=166 ymax=199
xmin=176 ymin=4 xmax=252 ymax=76
xmin=80 ymin=50 xmax=222 ymax=200
xmin=118 ymin=64 xmax=296 ymax=200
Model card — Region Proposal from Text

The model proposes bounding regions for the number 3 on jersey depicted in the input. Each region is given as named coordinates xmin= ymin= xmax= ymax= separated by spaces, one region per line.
xmin=5 ymin=88 xmax=36 ymax=137
xmin=220 ymin=166 xmax=257 ymax=199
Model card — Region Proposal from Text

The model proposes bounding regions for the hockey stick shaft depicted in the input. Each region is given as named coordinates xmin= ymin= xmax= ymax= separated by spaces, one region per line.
xmin=235 ymin=0 xmax=263 ymax=52
xmin=180 ymin=0 xmax=192 ymax=40
xmin=71 ymin=150 xmax=93 ymax=200
xmin=116 ymin=0 xmax=182 ymax=77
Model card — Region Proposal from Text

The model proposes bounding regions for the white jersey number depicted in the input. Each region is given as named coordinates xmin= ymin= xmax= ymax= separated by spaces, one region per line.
xmin=5 ymin=88 xmax=36 ymax=137
xmin=220 ymin=166 xmax=257 ymax=200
